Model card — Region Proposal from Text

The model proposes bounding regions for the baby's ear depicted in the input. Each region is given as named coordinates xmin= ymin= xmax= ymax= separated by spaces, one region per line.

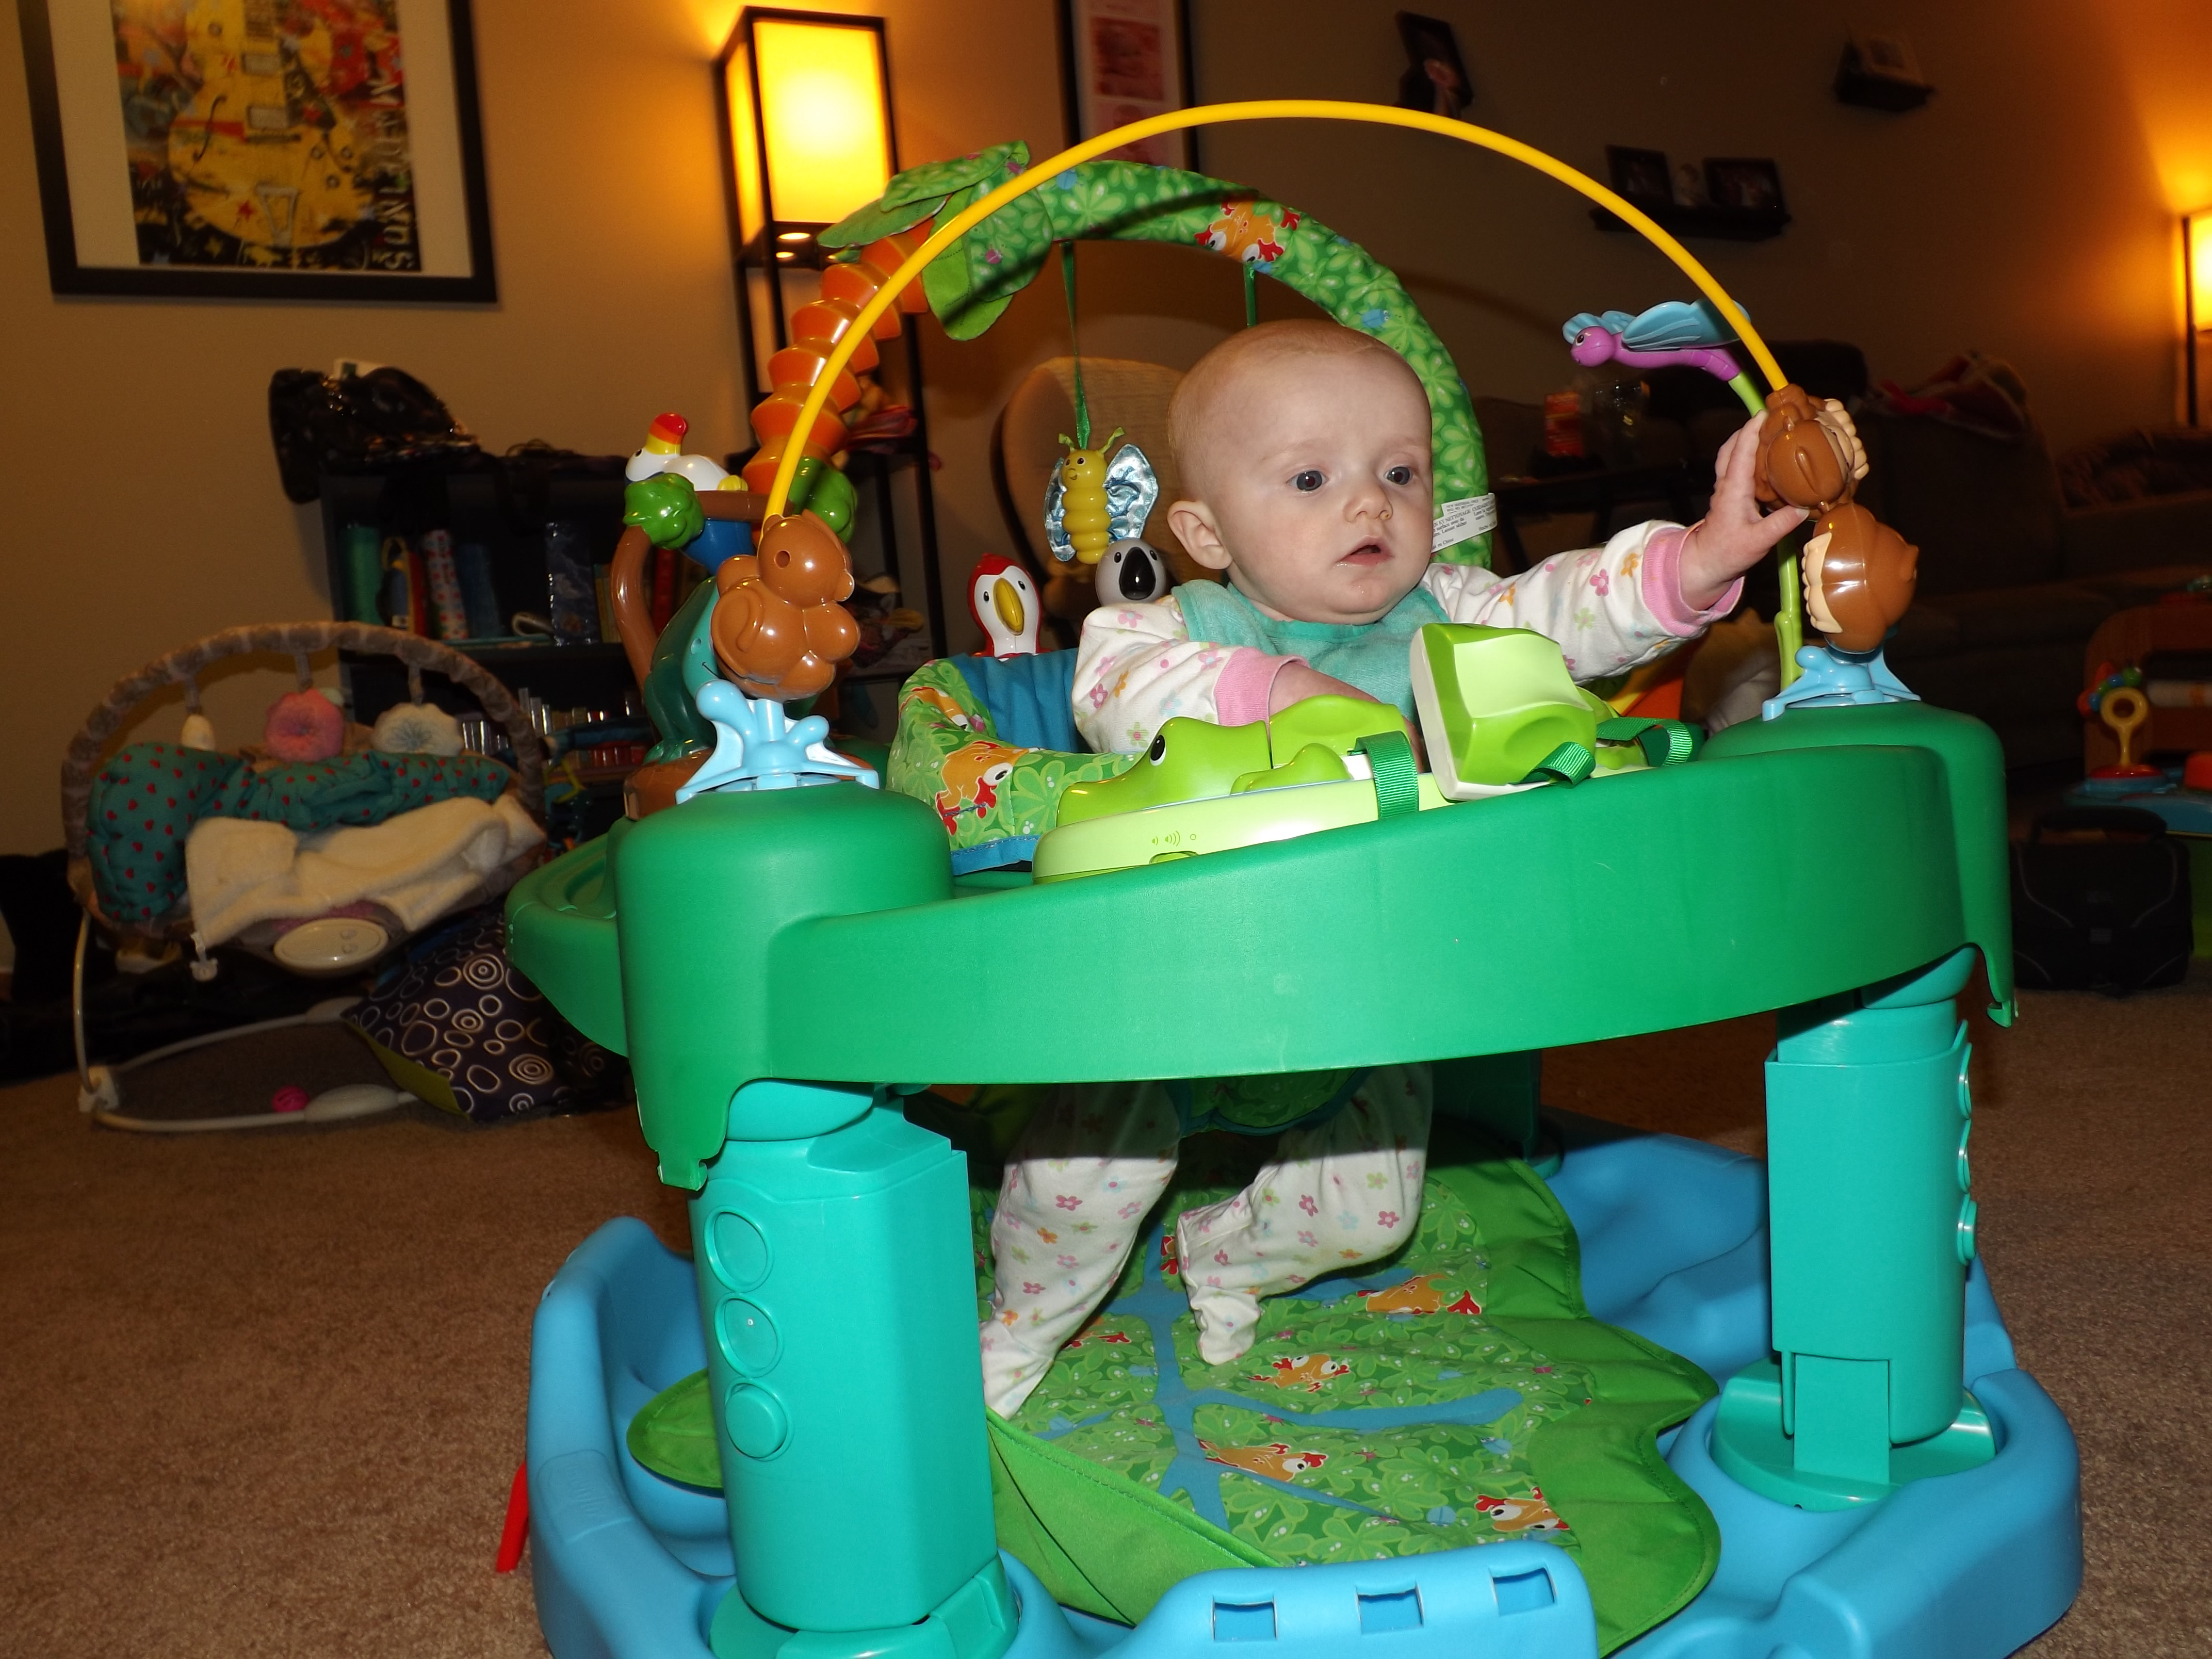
xmin=1167 ymin=499 xmax=1231 ymax=571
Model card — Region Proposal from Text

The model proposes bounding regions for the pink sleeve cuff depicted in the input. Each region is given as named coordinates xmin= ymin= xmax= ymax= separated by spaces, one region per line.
xmin=1640 ymin=524 xmax=1744 ymax=636
xmin=1215 ymin=649 xmax=1305 ymax=726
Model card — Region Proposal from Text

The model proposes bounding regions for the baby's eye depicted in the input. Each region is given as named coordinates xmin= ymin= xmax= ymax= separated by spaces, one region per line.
xmin=1385 ymin=465 xmax=1414 ymax=486
xmin=1292 ymin=469 xmax=1325 ymax=493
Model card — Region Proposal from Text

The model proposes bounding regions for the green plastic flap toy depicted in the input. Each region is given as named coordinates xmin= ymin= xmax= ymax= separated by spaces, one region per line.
xmin=1056 ymin=696 xmax=1412 ymax=827
xmin=1409 ymin=624 xmax=1615 ymax=798
xmin=1264 ymin=694 xmax=1409 ymax=758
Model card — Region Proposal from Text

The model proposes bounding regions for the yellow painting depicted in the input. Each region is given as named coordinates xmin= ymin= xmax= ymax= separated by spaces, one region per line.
xmin=110 ymin=0 xmax=418 ymax=270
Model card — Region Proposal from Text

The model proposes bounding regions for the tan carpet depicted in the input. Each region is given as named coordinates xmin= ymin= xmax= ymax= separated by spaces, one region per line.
xmin=2 ymin=974 xmax=2205 ymax=1656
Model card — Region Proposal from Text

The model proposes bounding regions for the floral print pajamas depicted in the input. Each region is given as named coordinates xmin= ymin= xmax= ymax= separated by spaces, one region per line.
xmin=982 ymin=1069 xmax=1432 ymax=1417
xmin=985 ymin=522 xmax=1741 ymax=1418
xmin=1072 ymin=521 xmax=1739 ymax=753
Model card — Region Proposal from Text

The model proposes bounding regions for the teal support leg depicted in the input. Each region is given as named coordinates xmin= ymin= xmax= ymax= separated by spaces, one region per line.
xmin=1712 ymin=948 xmax=1995 ymax=1509
xmin=691 ymin=1081 xmax=1016 ymax=1659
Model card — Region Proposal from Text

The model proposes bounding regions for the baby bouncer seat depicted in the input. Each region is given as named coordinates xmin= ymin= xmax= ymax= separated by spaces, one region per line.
xmin=505 ymin=102 xmax=2082 ymax=1659
xmin=63 ymin=621 xmax=547 ymax=1130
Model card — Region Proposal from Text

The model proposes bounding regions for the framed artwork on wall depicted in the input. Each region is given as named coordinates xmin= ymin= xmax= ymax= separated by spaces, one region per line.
xmin=1393 ymin=12 xmax=1470 ymax=118
xmin=1704 ymin=158 xmax=1786 ymax=214
xmin=1604 ymin=145 xmax=1674 ymax=207
xmin=1056 ymin=0 xmax=1196 ymax=172
xmin=16 ymin=0 xmax=497 ymax=302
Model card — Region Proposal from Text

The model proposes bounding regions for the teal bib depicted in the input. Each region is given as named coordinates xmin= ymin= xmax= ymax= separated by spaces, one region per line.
xmin=1173 ymin=577 xmax=1446 ymax=722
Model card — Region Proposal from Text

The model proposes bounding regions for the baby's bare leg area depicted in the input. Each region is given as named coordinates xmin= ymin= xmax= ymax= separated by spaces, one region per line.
xmin=981 ymin=1081 xmax=1182 ymax=1417
xmin=1177 ymin=1067 xmax=1433 ymax=1365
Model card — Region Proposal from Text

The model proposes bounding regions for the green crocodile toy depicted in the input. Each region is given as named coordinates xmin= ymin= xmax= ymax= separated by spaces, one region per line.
xmin=1055 ymin=696 xmax=1410 ymax=827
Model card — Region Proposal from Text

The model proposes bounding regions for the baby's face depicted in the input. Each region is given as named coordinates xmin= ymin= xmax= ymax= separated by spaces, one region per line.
xmin=1174 ymin=352 xmax=1433 ymax=624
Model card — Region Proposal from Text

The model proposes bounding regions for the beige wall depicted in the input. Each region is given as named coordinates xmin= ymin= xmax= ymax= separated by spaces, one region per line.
xmin=4 ymin=0 xmax=2209 ymax=863
xmin=1191 ymin=0 xmax=2208 ymax=444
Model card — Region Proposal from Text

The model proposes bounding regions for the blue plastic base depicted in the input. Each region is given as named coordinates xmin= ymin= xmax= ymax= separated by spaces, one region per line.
xmin=525 ymin=1118 xmax=2080 ymax=1659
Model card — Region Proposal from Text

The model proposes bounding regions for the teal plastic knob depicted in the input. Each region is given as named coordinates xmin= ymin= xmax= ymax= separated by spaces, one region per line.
xmin=725 ymin=1384 xmax=790 ymax=1458
xmin=718 ymin=1299 xmax=780 ymax=1374
xmin=709 ymin=1212 xmax=770 ymax=1290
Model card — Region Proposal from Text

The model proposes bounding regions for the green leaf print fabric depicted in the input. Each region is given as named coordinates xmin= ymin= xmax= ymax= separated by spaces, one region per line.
xmin=625 ymin=1124 xmax=1717 ymax=1652
xmin=980 ymin=1123 xmax=1719 ymax=1652
xmin=885 ymin=659 xmax=1131 ymax=864
xmin=828 ymin=145 xmax=1492 ymax=565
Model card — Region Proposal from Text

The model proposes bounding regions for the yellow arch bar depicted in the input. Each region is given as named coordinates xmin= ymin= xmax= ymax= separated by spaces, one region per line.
xmin=765 ymin=98 xmax=1787 ymax=519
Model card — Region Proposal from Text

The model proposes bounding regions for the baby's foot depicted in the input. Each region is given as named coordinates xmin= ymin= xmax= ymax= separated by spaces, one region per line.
xmin=1174 ymin=1210 xmax=1260 ymax=1363
xmin=1185 ymin=1280 xmax=1262 ymax=1365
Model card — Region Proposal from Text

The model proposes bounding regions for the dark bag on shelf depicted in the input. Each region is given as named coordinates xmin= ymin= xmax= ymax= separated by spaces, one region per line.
xmin=2010 ymin=806 xmax=2192 ymax=994
xmin=268 ymin=366 xmax=479 ymax=503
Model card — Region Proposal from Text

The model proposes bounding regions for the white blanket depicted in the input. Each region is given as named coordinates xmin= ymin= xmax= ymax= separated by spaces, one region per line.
xmin=186 ymin=794 xmax=543 ymax=946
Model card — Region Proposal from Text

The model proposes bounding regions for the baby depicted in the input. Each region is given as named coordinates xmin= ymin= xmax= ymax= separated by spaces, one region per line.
xmin=978 ymin=320 xmax=1806 ymax=1417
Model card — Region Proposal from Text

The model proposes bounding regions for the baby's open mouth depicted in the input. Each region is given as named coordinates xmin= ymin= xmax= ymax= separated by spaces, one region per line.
xmin=1339 ymin=540 xmax=1389 ymax=567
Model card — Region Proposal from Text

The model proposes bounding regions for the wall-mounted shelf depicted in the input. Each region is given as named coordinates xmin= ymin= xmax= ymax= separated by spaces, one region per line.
xmin=1591 ymin=204 xmax=1791 ymax=242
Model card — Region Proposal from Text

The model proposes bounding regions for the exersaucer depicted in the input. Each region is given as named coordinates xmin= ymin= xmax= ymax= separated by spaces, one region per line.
xmin=508 ymin=103 xmax=2082 ymax=1659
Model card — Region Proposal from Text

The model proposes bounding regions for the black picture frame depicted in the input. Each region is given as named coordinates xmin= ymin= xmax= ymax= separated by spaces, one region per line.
xmin=1704 ymin=158 xmax=1787 ymax=215
xmin=1394 ymin=12 xmax=1471 ymax=118
xmin=16 ymin=0 xmax=497 ymax=302
xmin=1056 ymin=0 xmax=1198 ymax=172
xmin=1605 ymin=145 xmax=1674 ymax=207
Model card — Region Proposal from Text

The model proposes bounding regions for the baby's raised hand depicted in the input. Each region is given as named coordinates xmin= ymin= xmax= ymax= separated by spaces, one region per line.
xmin=1679 ymin=412 xmax=1809 ymax=611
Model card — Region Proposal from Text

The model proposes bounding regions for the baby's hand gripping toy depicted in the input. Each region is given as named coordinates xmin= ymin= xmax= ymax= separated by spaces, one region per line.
xmin=1753 ymin=384 xmax=1867 ymax=514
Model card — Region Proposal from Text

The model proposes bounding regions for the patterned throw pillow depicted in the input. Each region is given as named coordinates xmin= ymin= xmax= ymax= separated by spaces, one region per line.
xmin=350 ymin=907 xmax=626 ymax=1123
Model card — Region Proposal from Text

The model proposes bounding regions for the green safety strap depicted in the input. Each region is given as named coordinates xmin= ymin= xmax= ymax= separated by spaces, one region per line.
xmin=1596 ymin=716 xmax=1701 ymax=768
xmin=1062 ymin=242 xmax=1091 ymax=448
xmin=1356 ymin=731 xmax=1420 ymax=819
xmin=1244 ymin=262 xmax=1259 ymax=328
xmin=1520 ymin=741 xmax=1595 ymax=787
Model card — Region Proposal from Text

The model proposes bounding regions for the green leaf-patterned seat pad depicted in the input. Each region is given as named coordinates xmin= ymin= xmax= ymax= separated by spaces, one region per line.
xmin=628 ymin=1123 xmax=1717 ymax=1653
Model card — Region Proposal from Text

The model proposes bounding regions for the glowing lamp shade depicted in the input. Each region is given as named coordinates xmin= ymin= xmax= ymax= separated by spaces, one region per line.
xmin=724 ymin=13 xmax=892 ymax=245
xmin=2190 ymin=211 xmax=2212 ymax=328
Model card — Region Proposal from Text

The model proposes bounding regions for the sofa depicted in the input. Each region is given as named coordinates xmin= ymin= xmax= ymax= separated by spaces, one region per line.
xmin=1844 ymin=415 xmax=2212 ymax=768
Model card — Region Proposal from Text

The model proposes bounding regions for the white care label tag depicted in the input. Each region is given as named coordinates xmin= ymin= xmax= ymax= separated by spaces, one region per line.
xmin=1432 ymin=493 xmax=1499 ymax=550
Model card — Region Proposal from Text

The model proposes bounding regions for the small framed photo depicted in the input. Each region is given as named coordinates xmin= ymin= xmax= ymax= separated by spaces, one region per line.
xmin=1394 ymin=12 xmax=1471 ymax=118
xmin=1605 ymin=145 xmax=1674 ymax=207
xmin=1058 ymin=0 xmax=1197 ymax=171
xmin=16 ymin=0 xmax=496 ymax=301
xmin=1704 ymin=158 xmax=1786 ymax=213
xmin=1847 ymin=29 xmax=1926 ymax=88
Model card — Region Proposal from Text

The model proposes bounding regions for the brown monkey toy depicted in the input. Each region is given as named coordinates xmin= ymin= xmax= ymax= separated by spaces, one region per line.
xmin=709 ymin=510 xmax=860 ymax=699
xmin=1802 ymin=503 xmax=1918 ymax=653
xmin=1755 ymin=384 xmax=1868 ymax=512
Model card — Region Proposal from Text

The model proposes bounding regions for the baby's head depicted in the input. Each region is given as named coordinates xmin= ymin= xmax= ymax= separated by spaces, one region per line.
xmin=1166 ymin=320 xmax=1433 ymax=625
